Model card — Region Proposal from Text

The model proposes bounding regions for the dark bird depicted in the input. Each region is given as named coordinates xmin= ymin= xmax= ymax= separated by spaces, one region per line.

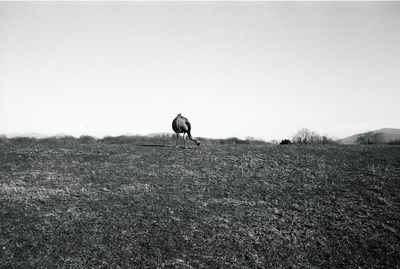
xmin=172 ymin=114 xmax=200 ymax=148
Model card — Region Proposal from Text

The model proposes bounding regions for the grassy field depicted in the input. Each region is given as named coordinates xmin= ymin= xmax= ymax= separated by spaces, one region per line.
xmin=1 ymin=142 xmax=399 ymax=268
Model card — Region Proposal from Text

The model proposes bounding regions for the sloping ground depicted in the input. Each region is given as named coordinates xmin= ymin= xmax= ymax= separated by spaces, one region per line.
xmin=0 ymin=143 xmax=400 ymax=268
xmin=338 ymin=128 xmax=400 ymax=144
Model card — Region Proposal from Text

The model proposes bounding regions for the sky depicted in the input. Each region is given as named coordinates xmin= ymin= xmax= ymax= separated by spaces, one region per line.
xmin=1 ymin=2 xmax=399 ymax=141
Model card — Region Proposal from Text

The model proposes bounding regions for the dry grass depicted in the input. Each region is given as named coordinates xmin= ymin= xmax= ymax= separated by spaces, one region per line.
xmin=0 ymin=143 xmax=399 ymax=268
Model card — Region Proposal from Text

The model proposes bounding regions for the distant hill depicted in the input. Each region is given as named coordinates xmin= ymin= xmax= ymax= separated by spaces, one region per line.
xmin=337 ymin=128 xmax=400 ymax=144
xmin=2 ymin=132 xmax=53 ymax=138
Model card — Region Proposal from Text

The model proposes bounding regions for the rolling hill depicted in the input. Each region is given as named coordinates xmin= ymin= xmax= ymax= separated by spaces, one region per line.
xmin=337 ymin=128 xmax=400 ymax=144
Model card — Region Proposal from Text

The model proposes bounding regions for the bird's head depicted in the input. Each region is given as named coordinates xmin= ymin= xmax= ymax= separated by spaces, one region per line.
xmin=195 ymin=139 xmax=201 ymax=146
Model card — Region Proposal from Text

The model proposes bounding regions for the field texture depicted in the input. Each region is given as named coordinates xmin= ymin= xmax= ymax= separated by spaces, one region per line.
xmin=1 ymin=143 xmax=400 ymax=268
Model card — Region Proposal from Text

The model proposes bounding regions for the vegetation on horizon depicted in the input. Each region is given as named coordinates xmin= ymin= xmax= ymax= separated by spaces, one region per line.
xmin=356 ymin=132 xmax=384 ymax=145
xmin=291 ymin=128 xmax=336 ymax=145
xmin=0 ymin=134 xmax=268 ymax=146
xmin=2 ymin=128 xmax=400 ymax=146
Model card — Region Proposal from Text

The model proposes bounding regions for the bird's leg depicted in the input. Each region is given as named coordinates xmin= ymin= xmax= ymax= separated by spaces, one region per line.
xmin=175 ymin=133 xmax=179 ymax=148
xmin=184 ymin=133 xmax=188 ymax=149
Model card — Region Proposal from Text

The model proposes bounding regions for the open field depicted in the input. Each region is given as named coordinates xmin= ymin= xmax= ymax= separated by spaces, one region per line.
xmin=1 ymin=142 xmax=400 ymax=268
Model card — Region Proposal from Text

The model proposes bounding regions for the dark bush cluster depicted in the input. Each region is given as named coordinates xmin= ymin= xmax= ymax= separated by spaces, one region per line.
xmin=356 ymin=132 xmax=384 ymax=145
xmin=280 ymin=139 xmax=292 ymax=145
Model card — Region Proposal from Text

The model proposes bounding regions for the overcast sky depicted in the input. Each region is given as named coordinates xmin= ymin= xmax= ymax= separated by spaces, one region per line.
xmin=1 ymin=2 xmax=399 ymax=140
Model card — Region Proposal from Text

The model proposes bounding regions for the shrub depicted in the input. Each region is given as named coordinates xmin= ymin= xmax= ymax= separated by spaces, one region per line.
xmin=292 ymin=128 xmax=321 ymax=144
xmin=246 ymin=137 xmax=267 ymax=145
xmin=356 ymin=132 xmax=383 ymax=145
xmin=280 ymin=139 xmax=292 ymax=145
xmin=78 ymin=135 xmax=97 ymax=144
xmin=388 ymin=139 xmax=400 ymax=145
xmin=321 ymin=136 xmax=337 ymax=145
xmin=0 ymin=135 xmax=9 ymax=144
xmin=40 ymin=136 xmax=78 ymax=146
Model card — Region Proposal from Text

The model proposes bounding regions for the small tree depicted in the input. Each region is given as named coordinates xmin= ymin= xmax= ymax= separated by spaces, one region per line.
xmin=292 ymin=128 xmax=321 ymax=144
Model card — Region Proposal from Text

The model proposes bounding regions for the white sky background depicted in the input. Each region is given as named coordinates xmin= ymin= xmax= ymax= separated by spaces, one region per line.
xmin=1 ymin=2 xmax=399 ymax=140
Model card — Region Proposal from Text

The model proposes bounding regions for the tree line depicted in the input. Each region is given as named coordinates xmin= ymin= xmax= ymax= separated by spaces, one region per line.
xmin=280 ymin=128 xmax=336 ymax=145
xmin=280 ymin=129 xmax=400 ymax=145
xmin=0 ymin=134 xmax=267 ymax=146
xmin=1 ymin=130 xmax=399 ymax=146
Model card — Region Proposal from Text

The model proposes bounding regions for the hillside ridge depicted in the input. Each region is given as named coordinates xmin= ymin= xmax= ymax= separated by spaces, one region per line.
xmin=337 ymin=127 xmax=400 ymax=144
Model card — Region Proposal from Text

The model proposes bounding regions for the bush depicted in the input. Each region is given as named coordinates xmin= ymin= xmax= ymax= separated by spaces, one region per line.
xmin=321 ymin=136 xmax=337 ymax=145
xmin=388 ymin=139 xmax=400 ymax=145
xmin=78 ymin=135 xmax=97 ymax=144
xmin=292 ymin=128 xmax=321 ymax=144
xmin=280 ymin=139 xmax=292 ymax=145
xmin=356 ymin=132 xmax=383 ymax=145
xmin=0 ymin=135 xmax=9 ymax=144
xmin=245 ymin=137 xmax=267 ymax=145
xmin=40 ymin=136 xmax=78 ymax=146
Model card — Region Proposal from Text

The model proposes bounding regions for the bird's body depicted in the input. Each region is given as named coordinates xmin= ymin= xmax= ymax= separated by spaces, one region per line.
xmin=172 ymin=114 xmax=200 ymax=148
